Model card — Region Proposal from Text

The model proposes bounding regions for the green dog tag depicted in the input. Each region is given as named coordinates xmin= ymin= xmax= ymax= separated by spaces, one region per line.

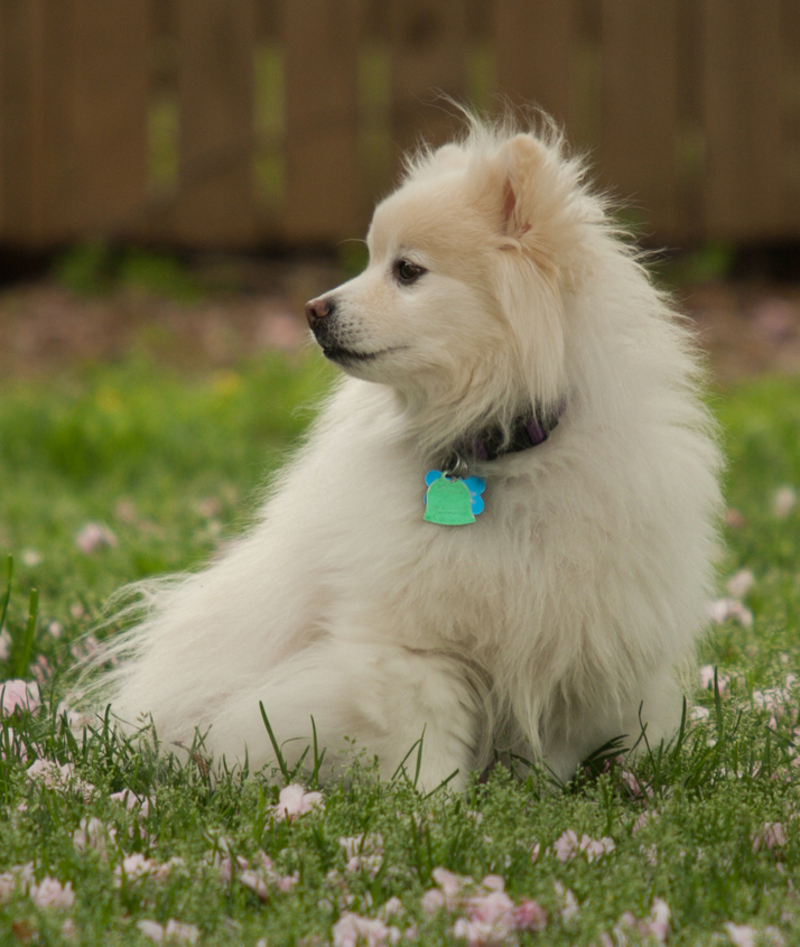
xmin=424 ymin=476 xmax=475 ymax=525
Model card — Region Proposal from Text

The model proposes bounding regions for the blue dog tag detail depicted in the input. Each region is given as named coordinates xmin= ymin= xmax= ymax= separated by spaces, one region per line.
xmin=423 ymin=471 xmax=486 ymax=525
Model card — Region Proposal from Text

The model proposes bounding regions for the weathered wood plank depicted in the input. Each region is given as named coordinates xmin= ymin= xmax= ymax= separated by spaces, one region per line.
xmin=389 ymin=0 xmax=467 ymax=167
xmin=174 ymin=0 xmax=256 ymax=246
xmin=600 ymin=0 xmax=682 ymax=240
xmin=283 ymin=0 xmax=364 ymax=242
xmin=494 ymin=0 xmax=574 ymax=130
xmin=702 ymin=0 xmax=783 ymax=239
xmin=0 ymin=0 xmax=50 ymax=242
xmin=69 ymin=0 xmax=150 ymax=236
xmin=782 ymin=0 xmax=800 ymax=230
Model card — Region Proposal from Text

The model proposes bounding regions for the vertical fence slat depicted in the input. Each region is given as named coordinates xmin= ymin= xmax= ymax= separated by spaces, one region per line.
xmin=783 ymin=0 xmax=800 ymax=230
xmin=283 ymin=0 xmax=363 ymax=242
xmin=390 ymin=0 xmax=467 ymax=164
xmin=702 ymin=0 xmax=783 ymax=240
xmin=494 ymin=0 xmax=574 ymax=129
xmin=600 ymin=0 xmax=682 ymax=239
xmin=0 ymin=0 xmax=51 ymax=242
xmin=0 ymin=1 xmax=5 ymax=234
xmin=70 ymin=0 xmax=150 ymax=237
xmin=174 ymin=0 xmax=256 ymax=247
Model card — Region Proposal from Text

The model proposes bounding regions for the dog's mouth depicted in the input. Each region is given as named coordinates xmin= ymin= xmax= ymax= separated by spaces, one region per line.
xmin=321 ymin=344 xmax=402 ymax=364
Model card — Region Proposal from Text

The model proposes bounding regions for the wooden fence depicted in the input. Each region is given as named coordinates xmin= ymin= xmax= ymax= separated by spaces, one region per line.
xmin=1 ymin=0 xmax=799 ymax=250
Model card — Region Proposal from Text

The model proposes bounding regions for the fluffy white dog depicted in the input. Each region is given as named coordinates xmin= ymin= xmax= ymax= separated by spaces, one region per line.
xmin=100 ymin=116 xmax=721 ymax=791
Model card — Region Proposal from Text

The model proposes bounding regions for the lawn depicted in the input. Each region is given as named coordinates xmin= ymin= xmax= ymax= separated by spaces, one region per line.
xmin=1 ymin=350 xmax=800 ymax=946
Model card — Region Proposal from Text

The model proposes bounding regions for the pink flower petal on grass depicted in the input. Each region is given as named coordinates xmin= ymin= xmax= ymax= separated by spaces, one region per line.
xmin=553 ymin=829 xmax=579 ymax=864
xmin=774 ymin=487 xmax=797 ymax=520
xmin=707 ymin=599 xmax=753 ymax=628
xmin=643 ymin=898 xmax=670 ymax=943
xmin=136 ymin=920 xmax=164 ymax=942
xmin=271 ymin=783 xmax=323 ymax=821
xmin=512 ymin=900 xmax=547 ymax=932
xmin=239 ymin=870 xmax=269 ymax=900
xmin=1 ymin=680 xmax=41 ymax=715
xmin=421 ymin=889 xmax=446 ymax=914
xmin=752 ymin=822 xmax=786 ymax=852
xmin=727 ymin=569 xmax=754 ymax=598
xmin=333 ymin=913 xmax=397 ymax=947
xmin=725 ymin=923 xmax=756 ymax=947
xmin=164 ymin=921 xmax=199 ymax=944
xmin=110 ymin=788 xmax=151 ymax=819
xmin=26 ymin=759 xmax=95 ymax=800
xmin=75 ymin=522 xmax=117 ymax=554
xmin=29 ymin=877 xmax=74 ymax=909
xmin=465 ymin=890 xmax=514 ymax=925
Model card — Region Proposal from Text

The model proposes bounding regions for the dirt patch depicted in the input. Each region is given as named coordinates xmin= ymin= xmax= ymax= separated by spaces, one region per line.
xmin=685 ymin=283 xmax=800 ymax=384
xmin=2 ymin=262 xmax=800 ymax=384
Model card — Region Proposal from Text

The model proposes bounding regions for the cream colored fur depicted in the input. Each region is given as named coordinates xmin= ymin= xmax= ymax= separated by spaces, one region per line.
xmin=96 ymin=116 xmax=722 ymax=790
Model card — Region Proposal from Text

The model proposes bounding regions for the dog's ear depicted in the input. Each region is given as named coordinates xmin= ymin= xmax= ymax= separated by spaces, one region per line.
xmin=486 ymin=134 xmax=568 ymax=405
xmin=498 ymin=135 xmax=545 ymax=243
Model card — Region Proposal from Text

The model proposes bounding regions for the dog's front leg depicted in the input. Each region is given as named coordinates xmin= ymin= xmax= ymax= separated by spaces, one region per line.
xmin=203 ymin=638 xmax=483 ymax=793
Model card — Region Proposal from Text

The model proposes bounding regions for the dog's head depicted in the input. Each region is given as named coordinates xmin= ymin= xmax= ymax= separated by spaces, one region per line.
xmin=306 ymin=121 xmax=597 ymax=439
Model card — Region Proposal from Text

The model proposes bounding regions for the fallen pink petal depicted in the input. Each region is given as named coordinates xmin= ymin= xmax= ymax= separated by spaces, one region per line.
xmin=239 ymin=870 xmax=269 ymax=900
xmin=110 ymin=788 xmax=152 ymax=818
xmin=75 ymin=522 xmax=117 ymax=554
xmin=465 ymin=889 xmax=514 ymax=925
xmin=26 ymin=759 xmax=95 ymax=800
xmin=725 ymin=922 xmax=756 ymax=947
xmin=752 ymin=822 xmax=786 ymax=852
xmin=727 ymin=569 xmax=754 ymax=598
xmin=643 ymin=898 xmax=670 ymax=943
xmin=114 ymin=853 xmax=157 ymax=884
xmin=332 ymin=912 xmax=398 ymax=947
xmin=164 ymin=920 xmax=200 ymax=944
xmin=136 ymin=920 xmax=165 ymax=942
xmin=511 ymin=900 xmax=548 ymax=932
xmin=773 ymin=486 xmax=797 ymax=519
xmin=706 ymin=598 xmax=753 ymax=628
xmin=1 ymin=680 xmax=41 ymax=715
xmin=339 ymin=833 xmax=384 ymax=878
xmin=73 ymin=816 xmax=115 ymax=855
xmin=699 ymin=664 xmax=730 ymax=693
xmin=29 ymin=876 xmax=74 ymax=909
xmin=271 ymin=783 xmax=324 ymax=821
xmin=553 ymin=828 xmax=579 ymax=863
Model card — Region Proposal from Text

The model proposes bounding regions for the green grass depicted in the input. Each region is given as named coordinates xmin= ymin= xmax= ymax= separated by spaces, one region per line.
xmin=2 ymin=356 xmax=800 ymax=945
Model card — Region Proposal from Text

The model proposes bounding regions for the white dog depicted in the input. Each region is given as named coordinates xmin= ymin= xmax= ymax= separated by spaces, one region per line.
xmin=99 ymin=115 xmax=721 ymax=791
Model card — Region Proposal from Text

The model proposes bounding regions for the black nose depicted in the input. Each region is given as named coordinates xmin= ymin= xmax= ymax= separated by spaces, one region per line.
xmin=305 ymin=296 xmax=335 ymax=330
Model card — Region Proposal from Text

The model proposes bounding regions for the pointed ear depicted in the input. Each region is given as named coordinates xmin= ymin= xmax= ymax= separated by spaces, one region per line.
xmin=498 ymin=135 xmax=549 ymax=241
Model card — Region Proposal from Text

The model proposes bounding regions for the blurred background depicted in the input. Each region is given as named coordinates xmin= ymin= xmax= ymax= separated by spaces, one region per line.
xmin=1 ymin=0 xmax=799 ymax=380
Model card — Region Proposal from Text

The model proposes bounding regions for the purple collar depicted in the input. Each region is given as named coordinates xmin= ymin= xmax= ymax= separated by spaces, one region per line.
xmin=443 ymin=401 xmax=564 ymax=472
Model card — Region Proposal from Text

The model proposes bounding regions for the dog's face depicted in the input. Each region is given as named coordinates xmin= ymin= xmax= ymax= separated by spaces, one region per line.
xmin=306 ymin=132 xmax=587 ymax=413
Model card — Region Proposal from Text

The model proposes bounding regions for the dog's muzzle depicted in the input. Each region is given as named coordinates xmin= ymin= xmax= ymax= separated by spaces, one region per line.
xmin=305 ymin=296 xmax=335 ymax=345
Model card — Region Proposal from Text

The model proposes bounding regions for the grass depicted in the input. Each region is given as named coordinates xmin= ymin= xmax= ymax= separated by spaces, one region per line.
xmin=1 ymin=353 xmax=800 ymax=946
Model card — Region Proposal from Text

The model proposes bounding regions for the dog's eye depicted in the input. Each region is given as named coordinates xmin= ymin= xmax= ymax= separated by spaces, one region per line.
xmin=394 ymin=259 xmax=426 ymax=286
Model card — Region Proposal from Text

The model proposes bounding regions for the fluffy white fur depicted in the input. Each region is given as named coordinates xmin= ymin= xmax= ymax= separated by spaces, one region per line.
xmin=97 ymin=116 xmax=722 ymax=791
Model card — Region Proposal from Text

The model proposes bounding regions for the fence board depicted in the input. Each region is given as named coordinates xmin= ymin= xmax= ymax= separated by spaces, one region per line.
xmin=389 ymin=0 xmax=467 ymax=165
xmin=494 ymin=0 xmax=574 ymax=130
xmin=173 ymin=0 xmax=256 ymax=246
xmin=70 ymin=0 xmax=150 ymax=236
xmin=283 ymin=0 xmax=364 ymax=242
xmin=0 ymin=2 xmax=4 ymax=233
xmin=702 ymin=0 xmax=783 ymax=239
xmin=1 ymin=0 xmax=800 ymax=249
xmin=0 ymin=0 xmax=51 ymax=242
xmin=783 ymin=0 xmax=800 ymax=229
xmin=600 ymin=0 xmax=681 ymax=239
